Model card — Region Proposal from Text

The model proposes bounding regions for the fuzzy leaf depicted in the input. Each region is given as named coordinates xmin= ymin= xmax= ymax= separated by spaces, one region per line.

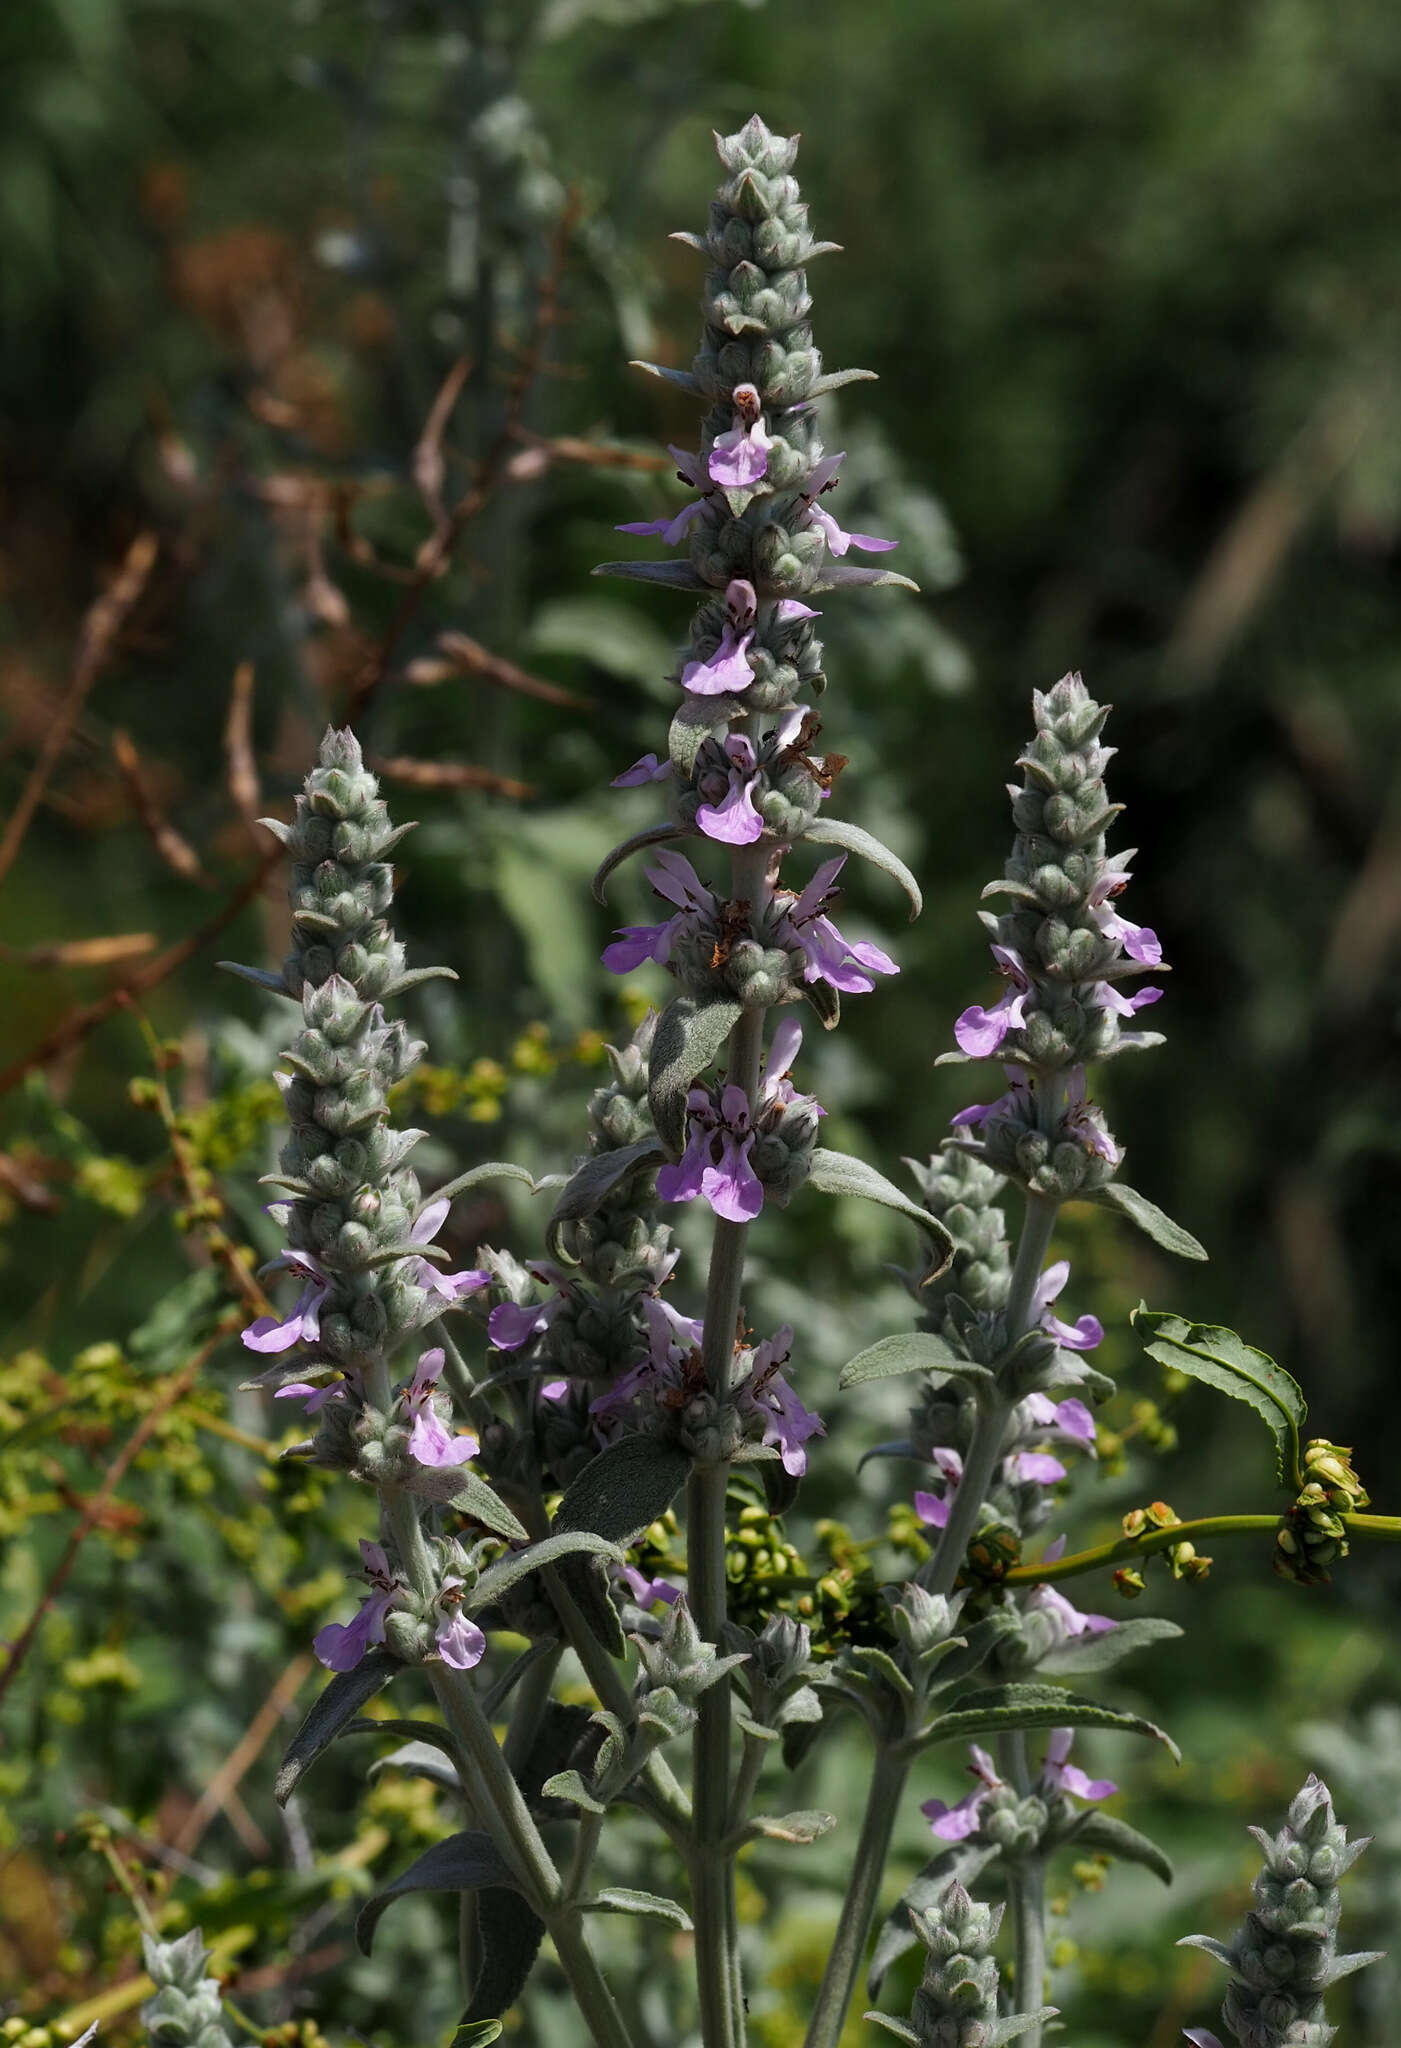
xmin=429 ymin=1160 xmax=553 ymax=1207
xmin=1037 ymin=1616 xmax=1183 ymax=1677
xmin=1134 ymin=1308 xmax=1305 ymax=1486
xmin=217 ymin=960 xmax=292 ymax=997
xmin=868 ymin=1841 xmax=999 ymax=1992
xmin=1177 ymin=1934 xmax=1235 ymax=1967
xmin=807 ymin=1150 xmax=954 ymax=1269
xmin=345 ymin=1715 xmax=459 ymax=1756
xmin=546 ymin=1136 xmax=666 ymax=1259
xmin=452 ymin=2022 xmax=505 ymax=2048
xmin=554 ymin=1433 xmax=692 ymax=1542
xmin=469 ymin=1532 xmax=622 ymax=1612
xmin=368 ymin=1740 xmax=462 ymax=1792
xmin=1061 ymin=1810 xmax=1174 ymax=1885
xmin=838 ymin=1331 xmax=984 ymax=1390
xmin=810 ymin=366 xmax=878 ymax=393
xmin=592 ymin=823 xmax=692 ymax=904
xmin=448 ymin=1471 xmax=529 ymax=1542
xmin=863 ymin=2018 xmax=919 ymax=2045
xmin=582 ymin=1888 xmax=693 ymax=1929
xmin=920 ymin=1683 xmax=1179 ymax=1761
xmin=746 ymin=1809 xmax=837 ymax=1845
xmin=627 ymin=358 xmax=702 ymax=394
xmin=274 ymin=1651 xmax=399 ymax=1806
xmin=649 ymin=993 xmax=744 ymax=1151
xmin=1095 ymin=1183 xmax=1208 ymax=1261
xmin=356 ymin=1833 xmax=521 ymax=1954
xmin=668 ymin=694 xmax=733 ymax=776
xmin=540 ymin=1769 xmax=606 ymax=1816
xmin=592 ymin=558 xmax=708 ymax=590
xmin=802 ymin=816 xmax=922 ymax=919
xmin=811 ymin=564 xmax=920 ymax=592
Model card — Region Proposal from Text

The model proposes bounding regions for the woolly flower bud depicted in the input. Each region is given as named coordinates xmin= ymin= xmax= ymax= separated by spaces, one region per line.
xmin=141 ymin=1932 xmax=235 ymax=2048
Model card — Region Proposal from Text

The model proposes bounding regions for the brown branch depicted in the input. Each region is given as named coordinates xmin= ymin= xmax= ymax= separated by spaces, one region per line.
xmin=405 ymin=629 xmax=592 ymax=712
xmin=0 ymin=1312 xmax=240 ymax=1709
xmin=0 ymin=842 xmax=281 ymax=1099
xmin=223 ymin=661 xmax=263 ymax=842
xmin=347 ymin=192 xmax=582 ymax=722
xmin=413 ymin=353 xmax=473 ymax=527
xmin=172 ymin=1653 xmax=314 ymax=1853
xmin=111 ymin=729 xmax=211 ymax=884
xmin=0 ymin=532 xmax=160 ymax=887
xmin=368 ymin=752 xmax=534 ymax=800
xmin=509 ymin=429 xmax=673 ymax=474
xmin=0 ymin=933 xmax=158 ymax=969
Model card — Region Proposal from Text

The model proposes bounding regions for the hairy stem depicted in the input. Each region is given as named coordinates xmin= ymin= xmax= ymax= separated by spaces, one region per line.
xmin=1000 ymin=1731 xmax=1047 ymax=2044
xmin=802 ymin=1745 xmax=910 ymax=2048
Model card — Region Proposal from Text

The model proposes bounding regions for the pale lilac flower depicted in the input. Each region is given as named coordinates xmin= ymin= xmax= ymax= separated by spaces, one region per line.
xmin=409 ymin=1198 xmax=492 ymax=1301
xmin=540 ymin=1378 xmax=569 ymax=1402
xmin=696 ymin=734 xmax=764 ymax=845
xmin=1026 ymin=1583 xmax=1116 ymax=1639
xmin=1098 ymin=981 xmax=1164 ymax=1019
xmin=658 ymin=1082 xmax=763 ymax=1222
xmin=1041 ymin=1727 xmax=1117 ymax=1802
xmin=620 ymin=1566 xmax=682 ymax=1611
xmin=681 ymin=579 xmax=758 ymax=696
xmin=1064 ymin=1067 xmax=1120 ymax=1164
xmin=799 ymin=449 xmax=897 ymax=556
xmin=777 ymin=854 xmax=899 ymax=993
xmin=602 ymin=849 xmax=718 ymax=975
xmin=1024 ymin=1391 xmax=1097 ymax=1447
xmin=242 ymin=1249 xmax=332 ymax=1354
xmin=313 ymin=1540 xmax=400 ymax=1672
xmin=489 ymin=1263 xmax=570 ymax=1350
xmin=775 ymin=598 xmax=821 ymax=625
xmin=708 ymin=383 xmax=772 ymax=487
xmin=591 ymin=1291 xmax=702 ymax=1428
xmin=914 ymin=1448 xmax=966 ymax=1531
xmin=616 ymin=500 xmax=707 ymax=548
xmin=612 ymin=753 xmax=672 ymax=787
xmin=1006 ymin=1450 xmax=1068 ymax=1486
xmin=954 ymin=946 xmax=1033 ymax=1058
xmin=951 ymin=1065 xmax=1032 ymax=1131
xmin=921 ymin=1745 xmax=1002 ymax=1841
xmin=1032 ymin=1260 xmax=1104 ymax=1352
xmin=403 ymin=1347 xmax=479 ymax=1469
xmin=1090 ymin=873 xmax=1162 ymax=965
xmin=744 ymin=1325 xmax=825 ymax=1476
xmin=274 ymin=1377 xmax=348 ymax=1414
xmin=434 ymin=1578 xmax=486 ymax=1670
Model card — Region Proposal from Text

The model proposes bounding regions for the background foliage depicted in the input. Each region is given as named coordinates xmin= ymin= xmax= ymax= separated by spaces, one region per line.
xmin=3 ymin=2 xmax=1398 ymax=2043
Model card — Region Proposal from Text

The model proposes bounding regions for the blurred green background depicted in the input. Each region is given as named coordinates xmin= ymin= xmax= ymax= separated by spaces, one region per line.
xmin=3 ymin=2 xmax=1399 ymax=2044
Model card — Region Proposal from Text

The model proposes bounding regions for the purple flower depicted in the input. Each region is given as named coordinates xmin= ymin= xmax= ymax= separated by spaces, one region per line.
xmin=657 ymin=1082 xmax=763 ymax=1222
xmin=242 ymin=1250 xmax=332 ymax=1354
xmin=274 ymin=1377 xmax=348 ymax=1414
xmin=616 ymin=500 xmax=707 ymax=548
xmin=488 ymin=1266 xmax=570 ymax=1352
xmin=602 ymin=850 xmax=718 ymax=975
xmin=1183 ymin=2034 xmax=1225 ymax=2048
xmin=921 ymin=1745 xmax=1002 ymax=1841
xmin=619 ymin=1566 xmax=682 ymax=1612
xmin=681 ymin=579 xmax=758 ymax=696
xmin=951 ymin=1064 xmax=1032 ymax=1132
xmin=1006 ymin=1450 xmax=1068 ymax=1486
xmin=914 ymin=1448 xmax=966 ymax=1531
xmin=954 ymin=947 xmax=1033 ymax=1058
xmin=708 ymin=383 xmax=772 ymax=487
xmin=1032 ymin=1260 xmax=1104 ymax=1352
xmin=777 ymin=854 xmax=899 ymax=994
xmin=696 ymin=733 xmax=764 ymax=845
xmin=1026 ymin=1583 xmax=1117 ymax=1639
xmin=409 ymin=1199 xmax=492 ymax=1302
xmin=313 ymin=1540 xmax=401 ymax=1672
xmin=1024 ymin=1392 xmax=1097 ymax=1447
xmin=612 ymin=753 xmax=672 ymax=788
xmin=403 ymin=1347 xmax=479 ymax=1469
xmin=434 ymin=1577 xmax=486 ymax=1670
xmin=799 ymin=450 xmax=897 ymax=556
xmin=1064 ymin=1067 xmax=1119 ymax=1165
xmin=744 ymin=1325 xmax=824 ymax=1476
xmin=1098 ymin=981 xmax=1164 ymax=1019
xmin=1040 ymin=1727 xmax=1117 ymax=1802
xmin=1090 ymin=872 xmax=1162 ymax=966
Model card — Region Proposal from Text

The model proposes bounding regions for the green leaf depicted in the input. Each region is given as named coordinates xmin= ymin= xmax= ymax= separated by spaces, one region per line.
xmin=591 ymin=558 xmax=707 ymax=590
xmin=274 ymin=1651 xmax=400 ymax=1806
xmin=582 ymin=1888 xmax=693 ymax=1929
xmin=452 ymin=2021 xmax=505 ymax=2048
xmin=746 ymin=1809 xmax=837 ymax=1846
xmin=554 ymin=1433 xmax=692 ymax=1542
xmin=801 ymin=816 xmax=922 ymax=919
xmin=921 ymin=1683 xmax=1179 ymax=1761
xmin=345 ymin=1715 xmax=459 ymax=1756
xmin=1060 ymin=1810 xmax=1174 ymax=1885
xmin=355 ymin=1832 xmax=522 ymax=1954
xmin=668 ymin=694 xmax=733 ymax=777
xmin=869 ymin=1841 xmax=998 ymax=1993
xmin=838 ymin=1331 xmax=987 ymax=1391
xmin=863 ymin=2016 xmax=918 ymax=2045
xmin=627 ymin=358 xmax=703 ymax=395
xmin=1094 ymin=1183 xmax=1208 ymax=1261
xmin=545 ymin=1136 xmax=666 ymax=1260
xmin=447 ymin=1471 xmax=529 ymax=1543
xmin=1134 ymin=1307 xmax=1305 ymax=1485
xmin=813 ymin=564 xmax=920 ymax=593
xmin=806 ymin=1150 xmax=954 ymax=1269
xmin=461 ymin=1890 xmax=546 ymax=2024
xmin=649 ymin=993 xmax=744 ymax=1152
xmin=468 ymin=1532 xmax=622 ymax=1612
xmin=592 ymin=823 xmax=691 ymax=904
xmin=1037 ymin=1616 xmax=1183 ymax=1677
xmin=367 ymin=1741 xmax=462 ymax=1792
xmin=429 ymin=1161 xmax=551 ymax=1207
xmin=811 ymin=366 xmax=879 ymax=394
xmin=540 ymin=1769 xmax=606 ymax=1816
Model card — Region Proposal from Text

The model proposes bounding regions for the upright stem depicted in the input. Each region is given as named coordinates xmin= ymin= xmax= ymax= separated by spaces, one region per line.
xmin=1000 ymin=1731 xmax=1046 ymax=2045
xmin=802 ymin=1746 xmax=910 ymax=2048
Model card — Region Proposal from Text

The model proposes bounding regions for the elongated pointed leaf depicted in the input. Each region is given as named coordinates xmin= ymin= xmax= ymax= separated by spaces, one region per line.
xmin=448 ymin=1471 xmax=529 ymax=1542
xmin=462 ymin=1891 xmax=546 ymax=2023
xmin=356 ymin=1832 xmax=522 ymax=1954
xmin=863 ymin=2016 xmax=918 ymax=2046
xmin=812 ymin=564 xmax=920 ymax=592
xmin=592 ymin=558 xmax=707 ymax=590
xmin=368 ymin=1740 xmax=462 ymax=1792
xmin=649 ymin=994 xmax=744 ymax=1151
xmin=541 ymin=1769 xmax=606 ymax=1816
xmin=921 ymin=1683 xmax=1179 ymax=1761
xmin=583 ymin=1888 xmax=692 ymax=1929
xmin=429 ymin=1161 xmax=551 ymax=1207
xmin=1095 ymin=1183 xmax=1208 ymax=1261
xmin=1134 ymin=1308 xmax=1305 ymax=1486
xmin=345 ymin=1715 xmax=460 ymax=1757
xmin=807 ymin=1150 xmax=954 ymax=1269
xmin=1038 ymin=1616 xmax=1183 ymax=1677
xmin=1060 ymin=1810 xmax=1174 ymax=1885
xmin=802 ymin=816 xmax=922 ymax=918
xmin=628 ymin=359 xmax=702 ymax=394
xmin=452 ymin=2022 xmax=504 ymax=2048
xmin=546 ymin=1137 xmax=666 ymax=1259
xmin=746 ymin=1809 xmax=836 ymax=1845
xmin=838 ymin=1331 xmax=983 ymax=1390
xmin=668 ymin=695 xmax=732 ymax=776
xmin=554 ymin=1433 xmax=692 ymax=1541
xmin=469 ymin=1532 xmax=622 ymax=1613
xmin=869 ymin=1841 xmax=999 ymax=1993
xmin=275 ymin=1651 xmax=399 ymax=1806
xmin=810 ymin=366 xmax=877 ymax=394
xmin=592 ymin=823 xmax=691 ymax=904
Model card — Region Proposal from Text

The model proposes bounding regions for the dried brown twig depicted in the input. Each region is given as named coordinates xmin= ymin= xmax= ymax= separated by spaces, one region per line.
xmin=368 ymin=752 xmax=534 ymax=801
xmin=172 ymin=1651 xmax=314 ymax=1854
xmin=111 ymin=728 xmax=210 ymax=884
xmin=223 ymin=661 xmax=263 ymax=843
xmin=404 ymin=629 xmax=592 ymax=711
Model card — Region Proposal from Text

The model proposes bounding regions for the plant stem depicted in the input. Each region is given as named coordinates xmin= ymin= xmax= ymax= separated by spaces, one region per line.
xmin=802 ymin=1745 xmax=910 ymax=2048
xmin=1000 ymin=1731 xmax=1047 ymax=2047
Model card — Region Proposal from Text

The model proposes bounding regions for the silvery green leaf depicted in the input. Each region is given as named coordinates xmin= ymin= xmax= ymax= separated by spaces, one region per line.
xmin=811 ymin=564 xmax=919 ymax=592
xmin=583 ymin=1888 xmax=693 ymax=1930
xmin=468 ymin=1532 xmax=622 ymax=1612
xmin=452 ymin=2023 xmax=504 ymax=2048
xmin=592 ymin=558 xmax=708 ymax=590
xmin=447 ymin=1472 xmax=529 ymax=1542
xmin=802 ymin=815 xmax=922 ymax=918
xmin=810 ymin=367 xmax=877 ymax=394
xmin=806 ymin=1150 xmax=954 ymax=1269
xmin=216 ymin=960 xmax=292 ymax=997
xmin=275 ymin=1650 xmax=400 ymax=1805
xmin=628 ymin=358 xmax=702 ymax=394
xmin=1058 ymin=1810 xmax=1174 ymax=1885
xmin=423 ymin=1160 xmax=552 ymax=1207
xmin=838 ymin=1331 xmax=984 ymax=1390
xmin=1095 ymin=1183 xmax=1208 ymax=1260
xmin=669 ymin=694 xmax=733 ymax=776
xmin=546 ymin=1135 xmax=666 ymax=1259
xmin=1038 ymin=1616 xmax=1183 ymax=1676
xmin=356 ymin=1832 xmax=521 ymax=1954
xmin=554 ymin=1433 xmax=692 ymax=1542
xmin=649 ymin=993 xmax=744 ymax=1151
xmin=862 ymin=2017 xmax=918 ymax=2045
xmin=345 ymin=1715 xmax=460 ymax=1757
xmin=1134 ymin=1307 xmax=1305 ymax=1486
xmin=868 ymin=1840 xmax=999 ymax=1994
xmin=541 ymin=1769 xmax=607 ymax=1816
xmin=368 ymin=1740 xmax=462 ymax=1792
xmin=919 ymin=1683 xmax=1179 ymax=1761
xmin=380 ymin=965 xmax=458 ymax=997
xmin=745 ymin=1809 xmax=836 ymax=1845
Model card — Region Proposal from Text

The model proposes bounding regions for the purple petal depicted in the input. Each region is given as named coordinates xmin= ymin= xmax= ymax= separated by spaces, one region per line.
xmin=1183 ymin=2034 xmax=1226 ymax=2048
xmin=1054 ymin=1397 xmax=1097 ymax=1444
xmin=774 ymin=599 xmax=821 ymax=623
xmin=540 ymin=1378 xmax=569 ymax=1402
xmin=954 ymin=994 xmax=1020 ymax=1058
xmin=603 ymin=922 xmax=675 ymax=974
xmin=488 ymin=1300 xmax=548 ymax=1351
xmin=656 ymin=1126 xmax=712 ymax=1208
xmin=700 ymin=1131 xmax=764 ymax=1223
xmin=698 ymin=772 xmax=764 ymax=845
xmin=1058 ymin=1764 xmax=1118 ymax=1801
xmin=681 ymin=626 xmax=755 ymax=697
xmin=1009 ymin=1451 xmax=1068 ymax=1486
xmin=708 ymin=428 xmax=769 ymax=488
xmin=435 ymin=1612 xmax=487 ymax=1671
xmin=921 ymin=1790 xmax=986 ymax=1842
xmin=313 ymin=1591 xmax=393 ymax=1672
xmin=428 ymin=1265 xmax=493 ymax=1300
xmin=1043 ymin=1311 xmax=1105 ymax=1353
xmin=611 ymin=753 xmax=671 ymax=787
xmin=409 ymin=1408 xmax=479 ymax=1468
xmin=914 ymin=1489 xmax=950 ymax=1529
